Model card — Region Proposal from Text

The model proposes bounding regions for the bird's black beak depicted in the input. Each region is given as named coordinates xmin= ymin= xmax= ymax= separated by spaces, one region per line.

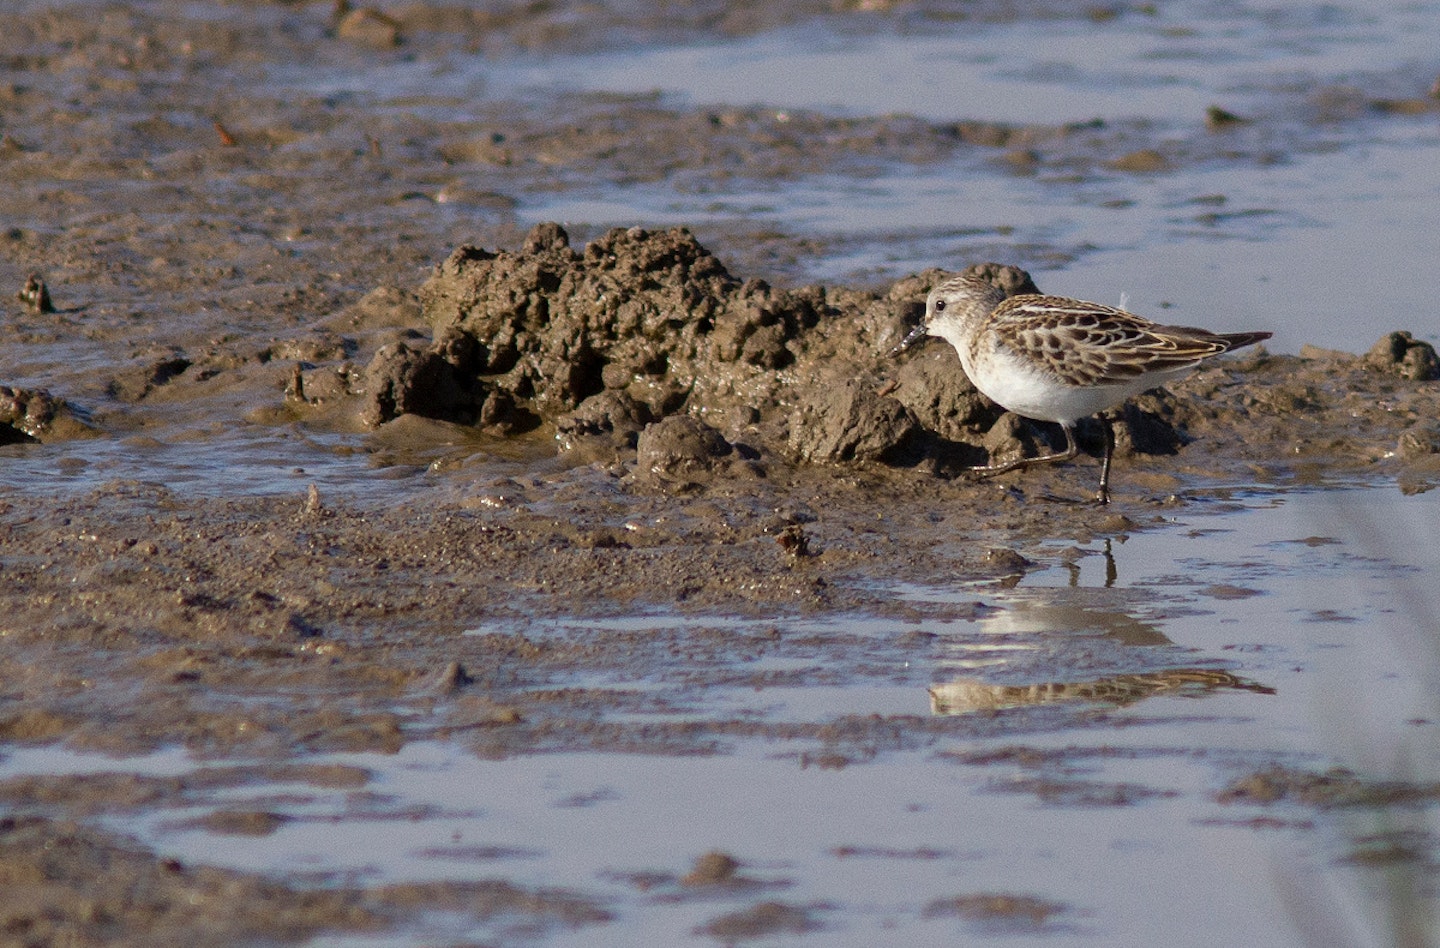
xmin=889 ymin=322 xmax=930 ymax=358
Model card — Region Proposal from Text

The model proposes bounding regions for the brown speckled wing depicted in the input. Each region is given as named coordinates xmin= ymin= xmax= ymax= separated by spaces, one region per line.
xmin=989 ymin=295 xmax=1236 ymax=387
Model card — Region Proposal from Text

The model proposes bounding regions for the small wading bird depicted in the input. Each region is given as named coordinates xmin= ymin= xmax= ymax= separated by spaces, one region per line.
xmin=893 ymin=273 xmax=1271 ymax=504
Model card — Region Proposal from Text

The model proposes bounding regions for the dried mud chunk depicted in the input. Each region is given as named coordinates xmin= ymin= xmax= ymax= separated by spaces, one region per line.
xmin=635 ymin=415 xmax=732 ymax=487
xmin=556 ymin=390 xmax=653 ymax=452
xmin=696 ymin=901 xmax=823 ymax=940
xmin=1398 ymin=421 xmax=1440 ymax=459
xmin=336 ymin=8 xmax=402 ymax=47
xmin=361 ymin=342 xmax=468 ymax=427
xmin=415 ymin=223 xmax=812 ymax=421
xmin=0 ymin=386 xmax=96 ymax=442
xmin=886 ymin=346 xmax=1001 ymax=441
xmin=961 ymin=261 xmax=1042 ymax=297
xmin=1366 ymin=331 xmax=1440 ymax=381
xmin=788 ymin=378 xmax=919 ymax=464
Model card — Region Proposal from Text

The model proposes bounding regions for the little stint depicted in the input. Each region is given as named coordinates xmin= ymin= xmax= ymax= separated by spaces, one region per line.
xmin=893 ymin=273 xmax=1271 ymax=504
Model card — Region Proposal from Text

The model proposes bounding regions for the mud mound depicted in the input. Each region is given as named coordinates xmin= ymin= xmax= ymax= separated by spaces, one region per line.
xmin=325 ymin=224 xmax=1440 ymax=492
xmin=338 ymin=224 xmax=1270 ymax=476
xmin=371 ymin=222 xmax=829 ymax=431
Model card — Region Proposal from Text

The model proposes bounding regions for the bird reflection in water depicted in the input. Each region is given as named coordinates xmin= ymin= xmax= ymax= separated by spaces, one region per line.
xmin=929 ymin=668 xmax=1274 ymax=715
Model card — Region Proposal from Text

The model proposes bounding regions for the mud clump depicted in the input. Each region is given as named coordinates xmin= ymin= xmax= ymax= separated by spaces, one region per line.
xmin=0 ymin=815 xmax=610 ymax=945
xmin=375 ymin=222 xmax=827 ymax=434
xmin=635 ymin=415 xmax=750 ymax=489
xmin=1366 ymin=330 xmax=1440 ymax=381
xmin=679 ymin=850 xmax=741 ymax=886
xmin=922 ymin=893 xmax=1070 ymax=932
xmin=696 ymin=901 xmax=824 ymax=940
xmin=788 ymin=378 xmax=919 ymax=464
xmin=106 ymin=356 xmax=194 ymax=403
xmin=0 ymin=386 xmax=96 ymax=443
xmin=360 ymin=341 xmax=476 ymax=429
xmin=1218 ymin=766 xmax=1440 ymax=809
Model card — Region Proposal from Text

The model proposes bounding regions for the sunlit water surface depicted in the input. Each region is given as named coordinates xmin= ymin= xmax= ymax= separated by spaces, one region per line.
xmin=472 ymin=0 xmax=1440 ymax=352
xmin=5 ymin=484 xmax=1439 ymax=945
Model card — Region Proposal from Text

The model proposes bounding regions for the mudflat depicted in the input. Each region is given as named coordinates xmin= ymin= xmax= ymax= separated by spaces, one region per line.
xmin=4 ymin=2 xmax=1440 ymax=944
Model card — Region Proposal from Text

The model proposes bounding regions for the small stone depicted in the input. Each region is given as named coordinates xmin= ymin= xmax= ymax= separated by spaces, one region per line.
xmin=1205 ymin=105 xmax=1250 ymax=129
xmin=336 ymin=8 xmax=401 ymax=47
xmin=431 ymin=660 xmax=475 ymax=695
xmin=16 ymin=272 xmax=54 ymax=313
xmin=1107 ymin=148 xmax=1169 ymax=173
xmin=1398 ymin=422 xmax=1440 ymax=460
xmin=680 ymin=851 xmax=740 ymax=886
xmin=1366 ymin=331 xmax=1440 ymax=381
xmin=636 ymin=416 xmax=732 ymax=487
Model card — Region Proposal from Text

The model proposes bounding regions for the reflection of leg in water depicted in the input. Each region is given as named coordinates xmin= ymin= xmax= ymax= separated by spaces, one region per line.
xmin=1062 ymin=537 xmax=1119 ymax=588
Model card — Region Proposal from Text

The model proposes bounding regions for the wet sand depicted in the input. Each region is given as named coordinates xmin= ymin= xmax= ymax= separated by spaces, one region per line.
xmin=4 ymin=1 xmax=1440 ymax=943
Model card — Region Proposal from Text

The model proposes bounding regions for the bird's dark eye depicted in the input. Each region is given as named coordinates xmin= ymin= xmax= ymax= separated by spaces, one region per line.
xmin=934 ymin=299 xmax=947 ymax=312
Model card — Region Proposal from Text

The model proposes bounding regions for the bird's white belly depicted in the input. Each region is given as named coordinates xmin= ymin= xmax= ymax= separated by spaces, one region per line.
xmin=960 ymin=346 xmax=1179 ymax=425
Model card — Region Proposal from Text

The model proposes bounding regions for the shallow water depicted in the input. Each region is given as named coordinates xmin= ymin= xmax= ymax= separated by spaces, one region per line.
xmin=247 ymin=0 xmax=1440 ymax=357
xmin=489 ymin=0 xmax=1440 ymax=352
xmin=6 ymin=484 xmax=1438 ymax=944
xmin=495 ymin=3 xmax=1438 ymax=124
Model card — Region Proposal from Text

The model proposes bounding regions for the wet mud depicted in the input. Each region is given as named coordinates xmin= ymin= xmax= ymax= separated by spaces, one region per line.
xmin=4 ymin=0 xmax=1440 ymax=943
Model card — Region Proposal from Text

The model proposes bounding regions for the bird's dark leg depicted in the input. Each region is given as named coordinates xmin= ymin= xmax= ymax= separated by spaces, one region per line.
xmin=1095 ymin=412 xmax=1115 ymax=506
xmin=969 ymin=422 xmax=1080 ymax=477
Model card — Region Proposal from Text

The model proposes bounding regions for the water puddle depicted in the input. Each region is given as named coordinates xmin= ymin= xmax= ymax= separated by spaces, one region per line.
xmin=0 ymin=416 xmax=556 ymax=502
xmin=5 ymin=483 xmax=1438 ymax=943
xmin=0 ymin=427 xmax=387 ymax=500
